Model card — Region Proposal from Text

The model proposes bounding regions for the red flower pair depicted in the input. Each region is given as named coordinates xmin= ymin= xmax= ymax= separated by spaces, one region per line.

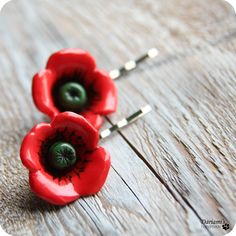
xmin=21 ymin=49 xmax=117 ymax=205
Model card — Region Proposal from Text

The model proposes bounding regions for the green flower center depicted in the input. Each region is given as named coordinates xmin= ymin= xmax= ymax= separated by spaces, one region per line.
xmin=48 ymin=142 xmax=77 ymax=170
xmin=58 ymin=82 xmax=87 ymax=111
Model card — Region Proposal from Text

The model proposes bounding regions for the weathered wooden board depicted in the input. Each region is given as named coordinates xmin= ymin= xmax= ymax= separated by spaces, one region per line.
xmin=0 ymin=0 xmax=235 ymax=235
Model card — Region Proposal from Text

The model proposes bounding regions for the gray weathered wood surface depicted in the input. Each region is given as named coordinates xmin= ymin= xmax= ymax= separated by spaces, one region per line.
xmin=0 ymin=0 xmax=236 ymax=235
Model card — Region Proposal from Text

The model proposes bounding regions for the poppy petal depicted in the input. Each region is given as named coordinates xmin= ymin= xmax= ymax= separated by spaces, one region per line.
xmin=32 ymin=69 xmax=59 ymax=119
xmin=29 ymin=170 xmax=80 ymax=205
xmin=88 ymin=69 xmax=117 ymax=115
xmin=46 ymin=49 xmax=96 ymax=76
xmin=71 ymin=147 xmax=111 ymax=196
xmin=20 ymin=123 xmax=52 ymax=172
xmin=51 ymin=112 xmax=99 ymax=150
xmin=79 ymin=111 xmax=103 ymax=130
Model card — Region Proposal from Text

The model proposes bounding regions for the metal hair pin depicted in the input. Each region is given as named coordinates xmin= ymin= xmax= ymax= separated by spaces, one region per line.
xmin=109 ymin=48 xmax=159 ymax=80
xmin=100 ymin=105 xmax=152 ymax=139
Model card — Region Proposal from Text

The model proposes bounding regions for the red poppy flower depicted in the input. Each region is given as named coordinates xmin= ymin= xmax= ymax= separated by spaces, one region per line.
xmin=32 ymin=49 xmax=117 ymax=129
xmin=20 ymin=112 xmax=111 ymax=205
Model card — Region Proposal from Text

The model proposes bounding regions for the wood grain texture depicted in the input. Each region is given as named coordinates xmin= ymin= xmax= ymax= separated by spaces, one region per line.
xmin=0 ymin=0 xmax=235 ymax=235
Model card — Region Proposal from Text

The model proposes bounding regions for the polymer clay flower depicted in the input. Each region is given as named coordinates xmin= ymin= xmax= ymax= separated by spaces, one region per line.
xmin=20 ymin=112 xmax=111 ymax=205
xmin=32 ymin=49 xmax=117 ymax=129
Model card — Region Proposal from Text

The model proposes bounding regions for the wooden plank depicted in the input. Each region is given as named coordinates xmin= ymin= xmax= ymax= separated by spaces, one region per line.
xmin=0 ymin=0 xmax=235 ymax=235
xmin=108 ymin=28 xmax=236 ymax=235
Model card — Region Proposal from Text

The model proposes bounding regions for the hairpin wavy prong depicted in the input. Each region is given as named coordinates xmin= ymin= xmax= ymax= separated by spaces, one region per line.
xmin=109 ymin=48 xmax=158 ymax=80
xmin=100 ymin=105 xmax=152 ymax=139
